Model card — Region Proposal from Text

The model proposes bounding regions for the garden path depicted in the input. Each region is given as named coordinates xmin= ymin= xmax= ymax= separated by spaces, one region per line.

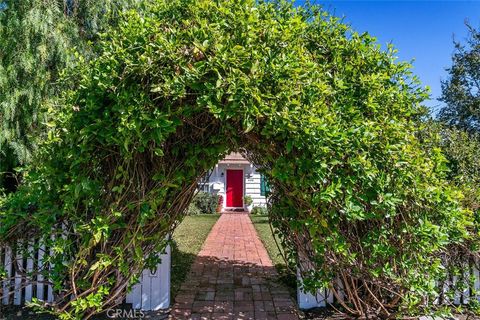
xmin=170 ymin=212 xmax=299 ymax=320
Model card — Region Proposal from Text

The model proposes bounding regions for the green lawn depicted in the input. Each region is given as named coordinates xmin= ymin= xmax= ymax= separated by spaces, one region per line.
xmin=249 ymin=214 xmax=297 ymax=298
xmin=171 ymin=214 xmax=220 ymax=298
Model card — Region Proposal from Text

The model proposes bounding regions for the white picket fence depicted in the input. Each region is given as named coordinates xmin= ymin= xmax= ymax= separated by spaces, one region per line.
xmin=297 ymin=270 xmax=345 ymax=309
xmin=1 ymin=244 xmax=171 ymax=311
xmin=297 ymin=261 xmax=480 ymax=309
xmin=1 ymin=244 xmax=53 ymax=306
xmin=4 ymin=240 xmax=477 ymax=312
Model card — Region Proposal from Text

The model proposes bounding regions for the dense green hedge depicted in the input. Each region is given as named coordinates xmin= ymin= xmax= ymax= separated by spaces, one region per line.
xmin=0 ymin=0 xmax=475 ymax=319
xmin=187 ymin=191 xmax=219 ymax=215
xmin=251 ymin=206 xmax=267 ymax=215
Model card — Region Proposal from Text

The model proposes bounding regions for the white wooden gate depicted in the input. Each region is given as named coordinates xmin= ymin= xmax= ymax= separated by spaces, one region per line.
xmin=126 ymin=245 xmax=171 ymax=311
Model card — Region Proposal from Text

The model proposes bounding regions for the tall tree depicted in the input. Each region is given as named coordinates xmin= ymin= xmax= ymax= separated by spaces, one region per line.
xmin=439 ymin=24 xmax=480 ymax=133
xmin=421 ymin=121 xmax=480 ymax=214
xmin=437 ymin=24 xmax=480 ymax=214
xmin=0 ymin=0 xmax=142 ymax=192
xmin=0 ymin=0 xmax=69 ymax=192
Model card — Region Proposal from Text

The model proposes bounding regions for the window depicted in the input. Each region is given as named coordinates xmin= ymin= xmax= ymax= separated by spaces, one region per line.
xmin=260 ymin=174 xmax=270 ymax=196
xmin=198 ymin=170 xmax=211 ymax=192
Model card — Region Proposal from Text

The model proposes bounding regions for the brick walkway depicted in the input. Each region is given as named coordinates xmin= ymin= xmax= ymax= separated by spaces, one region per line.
xmin=170 ymin=213 xmax=299 ymax=320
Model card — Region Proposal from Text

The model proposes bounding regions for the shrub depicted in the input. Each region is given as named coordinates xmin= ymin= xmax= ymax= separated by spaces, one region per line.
xmin=244 ymin=195 xmax=253 ymax=206
xmin=420 ymin=122 xmax=480 ymax=215
xmin=191 ymin=191 xmax=219 ymax=214
xmin=216 ymin=195 xmax=223 ymax=213
xmin=186 ymin=202 xmax=202 ymax=216
xmin=251 ymin=206 xmax=267 ymax=215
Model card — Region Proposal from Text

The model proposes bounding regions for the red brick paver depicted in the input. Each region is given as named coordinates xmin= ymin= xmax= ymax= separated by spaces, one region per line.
xmin=171 ymin=213 xmax=299 ymax=320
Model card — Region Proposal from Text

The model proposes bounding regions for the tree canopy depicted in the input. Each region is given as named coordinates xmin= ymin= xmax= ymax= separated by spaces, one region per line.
xmin=0 ymin=1 xmax=474 ymax=319
xmin=0 ymin=0 xmax=142 ymax=192
xmin=434 ymin=24 xmax=480 ymax=256
xmin=439 ymin=25 xmax=480 ymax=133
xmin=0 ymin=0 xmax=70 ymax=192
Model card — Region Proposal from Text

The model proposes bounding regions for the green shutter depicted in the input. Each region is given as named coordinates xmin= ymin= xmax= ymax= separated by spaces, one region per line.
xmin=260 ymin=174 xmax=270 ymax=196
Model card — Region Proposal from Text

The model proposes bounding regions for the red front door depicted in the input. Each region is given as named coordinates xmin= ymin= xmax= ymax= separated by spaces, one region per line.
xmin=226 ymin=170 xmax=243 ymax=207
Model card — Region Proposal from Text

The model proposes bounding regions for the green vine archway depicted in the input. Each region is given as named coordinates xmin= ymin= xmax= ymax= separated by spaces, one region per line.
xmin=0 ymin=0 xmax=473 ymax=319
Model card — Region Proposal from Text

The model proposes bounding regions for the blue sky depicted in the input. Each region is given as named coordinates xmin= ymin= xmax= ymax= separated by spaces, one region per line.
xmin=295 ymin=1 xmax=480 ymax=114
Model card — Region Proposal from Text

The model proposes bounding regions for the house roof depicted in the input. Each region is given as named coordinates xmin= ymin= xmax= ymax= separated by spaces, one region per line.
xmin=218 ymin=152 xmax=250 ymax=164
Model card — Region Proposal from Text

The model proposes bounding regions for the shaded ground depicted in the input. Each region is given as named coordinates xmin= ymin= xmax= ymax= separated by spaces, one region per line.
xmin=0 ymin=306 xmax=53 ymax=320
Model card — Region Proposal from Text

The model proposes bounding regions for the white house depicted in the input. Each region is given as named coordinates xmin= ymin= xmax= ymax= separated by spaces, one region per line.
xmin=199 ymin=152 xmax=268 ymax=210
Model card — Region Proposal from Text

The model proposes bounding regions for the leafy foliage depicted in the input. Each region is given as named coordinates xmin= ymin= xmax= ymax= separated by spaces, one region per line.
xmin=420 ymin=121 xmax=480 ymax=216
xmin=251 ymin=206 xmax=268 ymax=215
xmin=0 ymin=0 xmax=143 ymax=192
xmin=418 ymin=121 xmax=480 ymax=314
xmin=440 ymin=128 xmax=480 ymax=213
xmin=0 ymin=0 xmax=69 ymax=191
xmin=435 ymin=23 xmax=480 ymax=301
xmin=186 ymin=203 xmax=202 ymax=216
xmin=0 ymin=0 xmax=474 ymax=318
xmin=244 ymin=195 xmax=253 ymax=206
xmin=439 ymin=24 xmax=480 ymax=133
xmin=187 ymin=191 xmax=219 ymax=214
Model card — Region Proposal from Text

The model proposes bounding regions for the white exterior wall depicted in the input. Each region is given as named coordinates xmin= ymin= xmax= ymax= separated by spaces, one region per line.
xmin=204 ymin=163 xmax=267 ymax=208
xmin=244 ymin=167 xmax=266 ymax=207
